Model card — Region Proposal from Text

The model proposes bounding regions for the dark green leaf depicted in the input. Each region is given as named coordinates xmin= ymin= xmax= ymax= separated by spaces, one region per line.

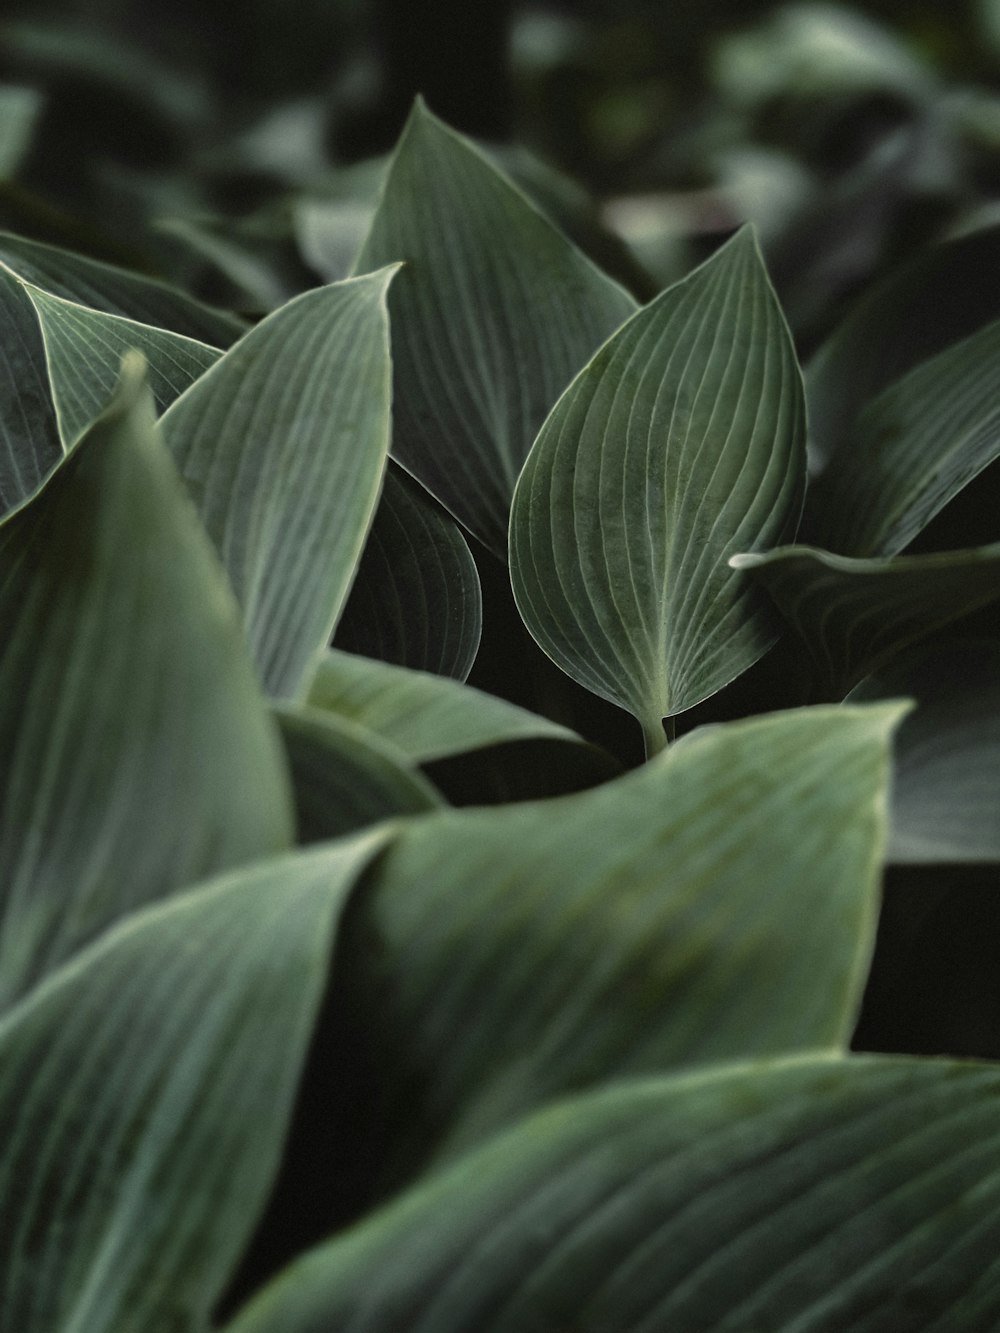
xmin=0 ymin=266 xmax=61 ymax=515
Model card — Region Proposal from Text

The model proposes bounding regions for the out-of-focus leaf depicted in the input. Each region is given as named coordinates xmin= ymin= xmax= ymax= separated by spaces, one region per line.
xmin=275 ymin=705 xmax=444 ymax=843
xmin=510 ymin=228 xmax=806 ymax=748
xmin=0 ymin=266 xmax=61 ymax=515
xmin=0 ymin=834 xmax=389 ymax=1333
xmin=0 ymin=230 xmax=245 ymax=345
xmin=353 ymin=100 xmax=637 ymax=556
xmin=0 ymin=84 xmax=42 ymax=181
xmin=0 ymin=356 xmax=293 ymax=1008
xmin=318 ymin=704 xmax=902 ymax=1186
xmin=333 ymin=463 xmax=482 ymax=681
xmin=849 ymin=640 xmax=1000 ymax=863
xmin=27 ymin=282 xmax=221 ymax=446
xmin=161 ymin=268 xmax=397 ymax=700
xmin=224 ymin=1054 xmax=1000 ymax=1333
xmin=732 ymin=542 xmax=1000 ymax=695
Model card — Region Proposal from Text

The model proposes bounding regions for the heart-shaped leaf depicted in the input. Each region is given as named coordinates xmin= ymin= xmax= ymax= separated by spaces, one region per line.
xmin=161 ymin=267 xmax=398 ymax=699
xmin=510 ymin=227 xmax=806 ymax=749
xmin=353 ymin=100 xmax=637 ymax=555
xmin=0 ymin=356 xmax=292 ymax=1007
xmin=0 ymin=266 xmax=61 ymax=515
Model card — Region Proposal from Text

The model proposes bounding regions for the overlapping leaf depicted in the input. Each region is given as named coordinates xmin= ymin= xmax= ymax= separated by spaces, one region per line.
xmin=320 ymin=704 xmax=902 ymax=1186
xmin=0 ymin=356 xmax=292 ymax=1007
xmin=0 ymin=266 xmax=61 ymax=514
xmin=161 ymin=267 xmax=398 ymax=699
xmin=353 ymin=100 xmax=637 ymax=555
xmin=333 ymin=462 xmax=482 ymax=680
xmin=228 ymin=1055 xmax=1000 ymax=1333
xmin=510 ymin=227 xmax=806 ymax=747
xmin=0 ymin=835 xmax=389 ymax=1333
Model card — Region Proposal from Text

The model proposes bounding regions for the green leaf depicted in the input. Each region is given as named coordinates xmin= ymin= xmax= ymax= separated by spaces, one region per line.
xmin=307 ymin=648 xmax=580 ymax=763
xmin=333 ymin=462 xmax=482 ymax=681
xmin=0 ymin=229 xmax=245 ymax=346
xmin=0 ymin=834 xmax=389 ymax=1333
xmin=26 ymin=281 xmax=221 ymax=447
xmin=0 ymin=356 xmax=293 ymax=1007
xmin=0 ymin=266 xmax=61 ymax=515
xmin=807 ymin=317 xmax=1000 ymax=556
xmin=849 ymin=641 xmax=1000 ymax=863
xmin=227 ymin=1054 xmax=1000 ymax=1333
xmin=732 ymin=542 xmax=1000 ymax=696
xmin=510 ymin=228 xmax=806 ymax=742
xmin=161 ymin=268 xmax=398 ymax=700
xmin=275 ymin=704 xmax=444 ymax=843
xmin=320 ymin=704 xmax=902 ymax=1185
xmin=353 ymin=100 xmax=637 ymax=555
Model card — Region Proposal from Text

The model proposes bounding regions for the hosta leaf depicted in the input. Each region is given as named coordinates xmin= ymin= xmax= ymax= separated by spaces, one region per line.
xmin=321 ymin=704 xmax=902 ymax=1186
xmin=27 ymin=282 xmax=221 ymax=446
xmin=0 ymin=834 xmax=389 ymax=1333
xmin=353 ymin=100 xmax=636 ymax=555
xmin=849 ymin=641 xmax=1000 ymax=863
xmin=275 ymin=704 xmax=444 ymax=842
xmin=0 ymin=356 xmax=293 ymax=1007
xmin=161 ymin=267 xmax=397 ymax=700
xmin=807 ymin=317 xmax=1000 ymax=556
xmin=510 ymin=227 xmax=806 ymax=745
xmin=307 ymin=648 xmax=579 ymax=763
xmin=0 ymin=229 xmax=245 ymax=345
xmin=732 ymin=542 xmax=1000 ymax=696
xmin=333 ymin=462 xmax=482 ymax=680
xmin=228 ymin=1055 xmax=1000 ymax=1333
xmin=0 ymin=266 xmax=61 ymax=514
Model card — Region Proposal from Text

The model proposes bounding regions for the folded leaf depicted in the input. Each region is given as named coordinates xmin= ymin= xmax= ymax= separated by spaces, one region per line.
xmin=353 ymin=100 xmax=636 ymax=555
xmin=161 ymin=268 xmax=398 ymax=699
xmin=227 ymin=1055 xmax=1000 ymax=1333
xmin=0 ymin=835 xmax=389 ymax=1333
xmin=0 ymin=266 xmax=61 ymax=515
xmin=0 ymin=356 xmax=293 ymax=1006
xmin=510 ymin=227 xmax=806 ymax=748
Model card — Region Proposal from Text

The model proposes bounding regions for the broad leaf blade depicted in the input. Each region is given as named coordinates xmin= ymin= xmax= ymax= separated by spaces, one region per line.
xmin=0 ymin=835 xmax=388 ymax=1333
xmin=27 ymin=282 xmax=221 ymax=446
xmin=0 ymin=266 xmax=61 ymax=515
xmin=0 ymin=356 xmax=293 ymax=1006
xmin=733 ymin=542 xmax=1000 ymax=696
xmin=333 ymin=462 xmax=482 ymax=680
xmin=228 ymin=1055 xmax=1000 ymax=1333
xmin=849 ymin=641 xmax=1000 ymax=863
xmin=353 ymin=100 xmax=637 ymax=555
xmin=161 ymin=268 xmax=397 ymax=700
xmin=510 ymin=227 xmax=806 ymax=736
xmin=322 ymin=704 xmax=902 ymax=1184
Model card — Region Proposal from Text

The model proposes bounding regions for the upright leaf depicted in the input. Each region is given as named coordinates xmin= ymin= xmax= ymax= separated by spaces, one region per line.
xmin=353 ymin=100 xmax=637 ymax=555
xmin=0 ymin=835 xmax=389 ymax=1333
xmin=161 ymin=268 xmax=398 ymax=699
xmin=0 ymin=266 xmax=61 ymax=515
xmin=0 ymin=356 xmax=293 ymax=1007
xmin=510 ymin=227 xmax=806 ymax=747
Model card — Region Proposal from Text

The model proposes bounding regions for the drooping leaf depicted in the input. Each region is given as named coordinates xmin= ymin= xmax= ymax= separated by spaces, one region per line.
xmin=227 ymin=1055 xmax=1000 ymax=1333
xmin=317 ymin=704 xmax=902 ymax=1188
xmin=0 ymin=229 xmax=245 ymax=345
xmin=353 ymin=100 xmax=637 ymax=555
xmin=0 ymin=834 xmax=389 ymax=1333
xmin=275 ymin=704 xmax=444 ymax=843
xmin=333 ymin=462 xmax=482 ymax=681
xmin=732 ymin=542 xmax=1000 ymax=696
xmin=807 ymin=316 xmax=1000 ymax=556
xmin=0 ymin=356 xmax=293 ymax=1007
xmin=161 ymin=267 xmax=398 ymax=700
xmin=27 ymin=281 xmax=221 ymax=446
xmin=849 ymin=640 xmax=1000 ymax=863
xmin=510 ymin=227 xmax=806 ymax=746
xmin=0 ymin=266 xmax=61 ymax=515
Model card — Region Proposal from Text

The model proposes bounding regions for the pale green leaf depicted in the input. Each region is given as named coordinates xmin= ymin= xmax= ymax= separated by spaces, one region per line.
xmin=161 ymin=268 xmax=398 ymax=700
xmin=353 ymin=100 xmax=637 ymax=555
xmin=0 ymin=266 xmax=61 ymax=515
xmin=510 ymin=227 xmax=806 ymax=742
xmin=0 ymin=356 xmax=293 ymax=1007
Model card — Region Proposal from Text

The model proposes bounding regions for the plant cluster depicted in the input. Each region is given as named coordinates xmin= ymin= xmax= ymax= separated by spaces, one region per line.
xmin=2 ymin=94 xmax=1000 ymax=1330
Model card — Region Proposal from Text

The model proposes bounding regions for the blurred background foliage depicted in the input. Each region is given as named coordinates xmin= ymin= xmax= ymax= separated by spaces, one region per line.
xmin=3 ymin=0 xmax=1000 ymax=351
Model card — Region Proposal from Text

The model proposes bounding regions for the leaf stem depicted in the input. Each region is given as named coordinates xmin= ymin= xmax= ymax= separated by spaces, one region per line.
xmin=641 ymin=714 xmax=669 ymax=759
